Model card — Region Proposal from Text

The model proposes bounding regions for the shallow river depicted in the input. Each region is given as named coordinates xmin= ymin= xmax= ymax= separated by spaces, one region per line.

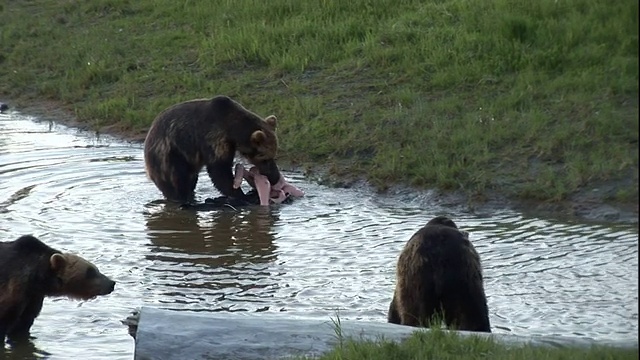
xmin=0 ymin=110 xmax=637 ymax=359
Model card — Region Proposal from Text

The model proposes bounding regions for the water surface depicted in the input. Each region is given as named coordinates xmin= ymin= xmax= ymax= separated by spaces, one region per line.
xmin=0 ymin=111 xmax=637 ymax=359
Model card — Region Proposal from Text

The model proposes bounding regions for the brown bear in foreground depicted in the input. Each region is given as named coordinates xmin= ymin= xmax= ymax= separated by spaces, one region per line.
xmin=144 ymin=95 xmax=281 ymax=203
xmin=0 ymin=235 xmax=116 ymax=346
xmin=387 ymin=216 xmax=491 ymax=332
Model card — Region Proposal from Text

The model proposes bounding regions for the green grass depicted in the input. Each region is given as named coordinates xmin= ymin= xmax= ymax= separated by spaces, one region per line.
xmin=297 ymin=327 xmax=639 ymax=360
xmin=0 ymin=0 xmax=638 ymax=203
xmin=296 ymin=315 xmax=639 ymax=360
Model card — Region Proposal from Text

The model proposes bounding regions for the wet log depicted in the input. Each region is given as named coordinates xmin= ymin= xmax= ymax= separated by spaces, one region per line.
xmin=128 ymin=307 xmax=638 ymax=360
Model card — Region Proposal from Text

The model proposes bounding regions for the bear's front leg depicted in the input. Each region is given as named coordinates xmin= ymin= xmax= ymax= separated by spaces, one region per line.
xmin=207 ymin=161 xmax=247 ymax=200
xmin=0 ymin=324 xmax=6 ymax=346
xmin=6 ymin=297 xmax=45 ymax=343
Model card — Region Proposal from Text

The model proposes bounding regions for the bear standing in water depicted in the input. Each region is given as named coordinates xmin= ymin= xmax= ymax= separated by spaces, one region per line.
xmin=387 ymin=216 xmax=491 ymax=332
xmin=144 ymin=95 xmax=281 ymax=204
xmin=0 ymin=235 xmax=116 ymax=345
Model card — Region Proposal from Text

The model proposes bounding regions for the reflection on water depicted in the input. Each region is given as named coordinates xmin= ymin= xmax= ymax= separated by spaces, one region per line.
xmin=1 ymin=340 xmax=51 ymax=360
xmin=143 ymin=204 xmax=281 ymax=312
xmin=145 ymin=204 xmax=279 ymax=266
xmin=0 ymin=111 xmax=638 ymax=359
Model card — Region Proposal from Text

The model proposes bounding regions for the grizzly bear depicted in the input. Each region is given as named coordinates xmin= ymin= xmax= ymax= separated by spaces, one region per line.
xmin=0 ymin=235 xmax=115 ymax=345
xmin=143 ymin=95 xmax=281 ymax=204
xmin=387 ymin=216 xmax=491 ymax=332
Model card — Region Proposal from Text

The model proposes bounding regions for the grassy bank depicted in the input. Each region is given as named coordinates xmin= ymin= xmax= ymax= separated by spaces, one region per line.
xmin=296 ymin=327 xmax=639 ymax=360
xmin=0 ymin=0 xmax=638 ymax=203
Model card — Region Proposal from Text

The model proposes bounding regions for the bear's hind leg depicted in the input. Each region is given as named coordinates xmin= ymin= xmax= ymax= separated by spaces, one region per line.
xmin=387 ymin=294 xmax=401 ymax=324
xmin=442 ymin=300 xmax=467 ymax=332
xmin=146 ymin=150 xmax=193 ymax=202
xmin=165 ymin=149 xmax=200 ymax=203
xmin=397 ymin=286 xmax=437 ymax=327
xmin=410 ymin=273 xmax=440 ymax=328
xmin=445 ymin=295 xmax=491 ymax=333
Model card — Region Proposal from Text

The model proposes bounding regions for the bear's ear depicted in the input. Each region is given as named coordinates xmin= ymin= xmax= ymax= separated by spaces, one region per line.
xmin=50 ymin=253 xmax=67 ymax=271
xmin=251 ymin=130 xmax=267 ymax=145
xmin=264 ymin=115 xmax=277 ymax=130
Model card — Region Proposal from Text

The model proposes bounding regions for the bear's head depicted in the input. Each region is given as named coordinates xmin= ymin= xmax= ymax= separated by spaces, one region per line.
xmin=427 ymin=215 xmax=458 ymax=229
xmin=209 ymin=96 xmax=282 ymax=185
xmin=245 ymin=114 xmax=281 ymax=185
xmin=426 ymin=216 xmax=469 ymax=239
xmin=50 ymin=253 xmax=116 ymax=300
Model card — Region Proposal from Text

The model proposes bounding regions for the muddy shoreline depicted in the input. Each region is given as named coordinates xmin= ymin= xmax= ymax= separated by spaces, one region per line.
xmin=5 ymin=99 xmax=638 ymax=226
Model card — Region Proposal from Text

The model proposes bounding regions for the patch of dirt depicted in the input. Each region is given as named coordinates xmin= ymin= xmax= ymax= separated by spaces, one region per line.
xmin=5 ymin=98 xmax=638 ymax=226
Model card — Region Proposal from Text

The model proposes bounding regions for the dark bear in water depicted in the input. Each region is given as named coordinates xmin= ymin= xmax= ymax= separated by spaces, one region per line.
xmin=0 ymin=235 xmax=116 ymax=345
xmin=387 ymin=216 xmax=491 ymax=332
xmin=143 ymin=95 xmax=281 ymax=204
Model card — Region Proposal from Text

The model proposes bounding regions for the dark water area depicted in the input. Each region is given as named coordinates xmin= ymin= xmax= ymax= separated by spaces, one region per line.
xmin=0 ymin=111 xmax=637 ymax=359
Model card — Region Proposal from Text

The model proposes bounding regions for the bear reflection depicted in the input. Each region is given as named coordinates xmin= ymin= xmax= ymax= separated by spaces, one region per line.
xmin=143 ymin=204 xmax=281 ymax=305
xmin=1 ymin=338 xmax=51 ymax=359
xmin=144 ymin=205 xmax=278 ymax=267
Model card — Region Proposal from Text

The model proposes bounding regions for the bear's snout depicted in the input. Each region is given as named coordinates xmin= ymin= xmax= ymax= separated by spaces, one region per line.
xmin=254 ymin=159 xmax=281 ymax=185
xmin=100 ymin=279 xmax=116 ymax=295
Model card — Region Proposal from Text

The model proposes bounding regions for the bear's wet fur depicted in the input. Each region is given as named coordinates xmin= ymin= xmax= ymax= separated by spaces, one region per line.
xmin=387 ymin=216 xmax=491 ymax=332
xmin=0 ymin=235 xmax=116 ymax=345
xmin=143 ymin=95 xmax=281 ymax=203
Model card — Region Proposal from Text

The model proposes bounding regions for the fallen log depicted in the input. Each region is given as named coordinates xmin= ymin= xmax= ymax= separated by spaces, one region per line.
xmin=125 ymin=307 xmax=638 ymax=360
